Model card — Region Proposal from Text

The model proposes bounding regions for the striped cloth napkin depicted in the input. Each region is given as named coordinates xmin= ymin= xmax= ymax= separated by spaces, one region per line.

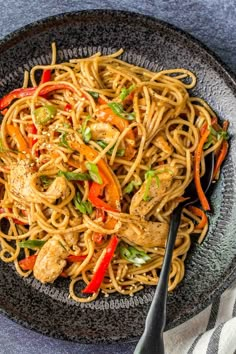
xmin=163 ymin=280 xmax=236 ymax=354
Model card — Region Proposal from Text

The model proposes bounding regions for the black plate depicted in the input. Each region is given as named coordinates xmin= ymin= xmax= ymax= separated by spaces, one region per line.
xmin=0 ymin=10 xmax=236 ymax=344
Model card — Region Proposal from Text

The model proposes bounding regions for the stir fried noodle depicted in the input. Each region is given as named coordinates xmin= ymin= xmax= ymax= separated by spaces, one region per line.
xmin=0 ymin=44 xmax=229 ymax=302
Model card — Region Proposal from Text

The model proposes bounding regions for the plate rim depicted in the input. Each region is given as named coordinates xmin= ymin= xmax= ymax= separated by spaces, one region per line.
xmin=0 ymin=9 xmax=236 ymax=343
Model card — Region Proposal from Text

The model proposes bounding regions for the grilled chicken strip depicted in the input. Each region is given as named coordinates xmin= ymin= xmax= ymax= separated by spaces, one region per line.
xmin=34 ymin=232 xmax=78 ymax=283
xmin=90 ymin=122 xmax=119 ymax=144
xmin=130 ymin=167 xmax=176 ymax=217
xmin=9 ymin=160 xmax=68 ymax=204
xmin=9 ymin=160 xmax=36 ymax=203
xmin=118 ymin=220 xmax=169 ymax=248
xmin=44 ymin=177 xmax=68 ymax=203
xmin=118 ymin=219 xmax=182 ymax=248
xmin=34 ymin=236 xmax=68 ymax=283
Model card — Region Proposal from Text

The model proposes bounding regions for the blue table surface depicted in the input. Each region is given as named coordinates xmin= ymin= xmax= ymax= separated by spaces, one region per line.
xmin=0 ymin=1 xmax=235 ymax=353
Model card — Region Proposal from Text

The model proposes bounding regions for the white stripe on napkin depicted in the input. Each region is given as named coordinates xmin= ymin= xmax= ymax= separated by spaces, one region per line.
xmin=218 ymin=318 xmax=236 ymax=354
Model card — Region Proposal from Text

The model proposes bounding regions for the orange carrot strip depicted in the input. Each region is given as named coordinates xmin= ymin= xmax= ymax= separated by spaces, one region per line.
xmin=188 ymin=206 xmax=208 ymax=229
xmin=213 ymin=140 xmax=229 ymax=180
xmin=176 ymin=196 xmax=190 ymax=203
xmin=200 ymin=117 xmax=218 ymax=136
xmin=194 ymin=129 xmax=211 ymax=211
xmin=200 ymin=122 xmax=208 ymax=136
xmin=67 ymin=157 xmax=83 ymax=169
xmin=6 ymin=125 xmax=31 ymax=157
xmin=223 ymin=120 xmax=229 ymax=131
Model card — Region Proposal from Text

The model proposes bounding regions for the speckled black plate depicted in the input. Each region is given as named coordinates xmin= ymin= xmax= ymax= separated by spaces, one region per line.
xmin=0 ymin=10 xmax=236 ymax=344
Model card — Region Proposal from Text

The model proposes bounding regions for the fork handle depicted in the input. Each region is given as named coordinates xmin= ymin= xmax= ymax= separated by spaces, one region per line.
xmin=134 ymin=204 xmax=183 ymax=354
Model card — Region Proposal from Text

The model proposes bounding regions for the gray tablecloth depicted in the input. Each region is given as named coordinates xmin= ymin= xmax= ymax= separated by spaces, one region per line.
xmin=0 ymin=1 xmax=235 ymax=353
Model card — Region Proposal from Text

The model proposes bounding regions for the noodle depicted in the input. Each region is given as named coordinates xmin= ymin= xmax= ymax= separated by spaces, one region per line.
xmin=0 ymin=44 xmax=229 ymax=302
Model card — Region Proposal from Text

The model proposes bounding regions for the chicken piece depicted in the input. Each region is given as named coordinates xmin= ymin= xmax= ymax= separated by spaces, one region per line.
xmin=154 ymin=136 xmax=172 ymax=154
xmin=118 ymin=220 xmax=170 ymax=248
xmin=130 ymin=167 xmax=176 ymax=217
xmin=43 ymin=177 xmax=68 ymax=203
xmin=34 ymin=235 xmax=69 ymax=283
xmin=9 ymin=161 xmax=68 ymax=205
xmin=9 ymin=160 xmax=36 ymax=203
xmin=90 ymin=122 xmax=119 ymax=144
xmin=64 ymin=232 xmax=79 ymax=247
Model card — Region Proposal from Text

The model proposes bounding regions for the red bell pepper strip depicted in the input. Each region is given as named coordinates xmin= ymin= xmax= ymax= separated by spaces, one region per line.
xmin=69 ymin=142 xmax=121 ymax=210
xmin=1 ymin=108 xmax=8 ymax=115
xmin=124 ymin=91 xmax=135 ymax=104
xmin=28 ymin=124 xmax=38 ymax=148
xmin=19 ymin=254 xmax=37 ymax=270
xmin=82 ymin=235 xmax=119 ymax=293
xmin=93 ymin=209 xmax=106 ymax=244
xmin=97 ymin=97 xmax=107 ymax=105
xmin=67 ymin=255 xmax=86 ymax=262
xmin=0 ymin=208 xmax=28 ymax=225
xmin=0 ymin=87 xmax=36 ymax=110
xmin=0 ymin=84 xmax=76 ymax=110
xmin=60 ymin=271 xmax=68 ymax=278
xmin=19 ymin=253 xmax=87 ymax=272
xmin=64 ymin=103 xmax=72 ymax=112
xmin=13 ymin=219 xmax=27 ymax=225
xmin=88 ymin=170 xmax=119 ymax=213
xmin=70 ymin=142 xmax=121 ymax=231
xmin=88 ymin=184 xmax=119 ymax=212
xmin=40 ymin=69 xmax=51 ymax=84
xmin=27 ymin=124 xmax=39 ymax=157
xmin=93 ymin=233 xmax=104 ymax=244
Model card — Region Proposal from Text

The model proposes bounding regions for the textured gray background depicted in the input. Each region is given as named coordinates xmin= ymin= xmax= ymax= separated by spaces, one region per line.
xmin=0 ymin=1 xmax=236 ymax=353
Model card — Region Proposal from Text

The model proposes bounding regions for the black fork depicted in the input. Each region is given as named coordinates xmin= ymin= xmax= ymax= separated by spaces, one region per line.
xmin=134 ymin=152 xmax=214 ymax=354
